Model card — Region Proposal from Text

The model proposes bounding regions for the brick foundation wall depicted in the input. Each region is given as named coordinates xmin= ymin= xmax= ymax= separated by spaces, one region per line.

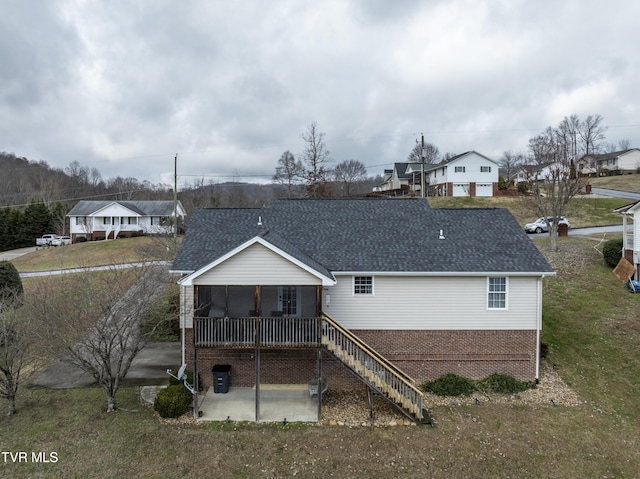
xmin=184 ymin=328 xmax=538 ymax=391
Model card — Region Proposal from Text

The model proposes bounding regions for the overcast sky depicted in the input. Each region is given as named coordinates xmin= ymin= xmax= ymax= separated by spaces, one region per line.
xmin=2 ymin=0 xmax=639 ymax=188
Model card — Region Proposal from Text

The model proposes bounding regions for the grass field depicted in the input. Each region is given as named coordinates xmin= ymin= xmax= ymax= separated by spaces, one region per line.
xmin=590 ymin=173 xmax=640 ymax=193
xmin=427 ymin=194 xmax=629 ymax=228
xmin=2 ymin=237 xmax=639 ymax=478
xmin=10 ymin=236 xmax=179 ymax=272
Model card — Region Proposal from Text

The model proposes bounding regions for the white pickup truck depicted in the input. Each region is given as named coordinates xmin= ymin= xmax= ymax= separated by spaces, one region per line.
xmin=35 ymin=234 xmax=60 ymax=247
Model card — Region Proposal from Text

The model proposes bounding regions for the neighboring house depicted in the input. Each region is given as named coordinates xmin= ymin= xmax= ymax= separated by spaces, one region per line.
xmin=378 ymin=163 xmax=412 ymax=194
xmin=425 ymin=151 xmax=499 ymax=196
xmin=171 ymin=198 xmax=554 ymax=421
xmin=578 ymin=148 xmax=640 ymax=176
xmin=67 ymin=200 xmax=186 ymax=242
xmin=615 ymin=201 xmax=640 ymax=278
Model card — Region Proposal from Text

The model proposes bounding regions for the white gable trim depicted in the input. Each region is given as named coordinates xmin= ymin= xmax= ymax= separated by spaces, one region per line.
xmin=89 ymin=202 xmax=142 ymax=217
xmin=178 ymin=236 xmax=336 ymax=286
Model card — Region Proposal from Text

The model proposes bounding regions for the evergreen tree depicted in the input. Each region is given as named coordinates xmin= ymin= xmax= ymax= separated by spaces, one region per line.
xmin=23 ymin=199 xmax=53 ymax=241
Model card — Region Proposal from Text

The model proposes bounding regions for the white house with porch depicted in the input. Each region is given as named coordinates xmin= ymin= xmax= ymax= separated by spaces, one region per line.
xmin=171 ymin=198 xmax=554 ymax=423
xmin=67 ymin=200 xmax=186 ymax=242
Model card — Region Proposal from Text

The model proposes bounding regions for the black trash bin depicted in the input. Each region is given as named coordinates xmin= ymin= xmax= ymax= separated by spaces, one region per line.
xmin=212 ymin=364 xmax=231 ymax=393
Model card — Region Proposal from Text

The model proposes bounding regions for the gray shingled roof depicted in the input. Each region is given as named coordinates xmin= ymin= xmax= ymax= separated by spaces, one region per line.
xmin=172 ymin=199 xmax=553 ymax=275
xmin=67 ymin=200 xmax=182 ymax=217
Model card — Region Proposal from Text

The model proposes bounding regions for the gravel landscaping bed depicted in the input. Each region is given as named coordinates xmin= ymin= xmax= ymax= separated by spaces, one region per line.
xmin=321 ymin=361 xmax=581 ymax=426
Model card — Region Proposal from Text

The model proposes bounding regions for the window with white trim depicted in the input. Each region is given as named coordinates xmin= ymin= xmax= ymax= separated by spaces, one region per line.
xmin=353 ymin=276 xmax=373 ymax=295
xmin=481 ymin=166 xmax=491 ymax=172
xmin=454 ymin=166 xmax=466 ymax=173
xmin=487 ymin=277 xmax=507 ymax=309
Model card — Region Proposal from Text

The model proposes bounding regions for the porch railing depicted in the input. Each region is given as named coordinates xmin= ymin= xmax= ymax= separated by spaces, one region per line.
xmin=193 ymin=313 xmax=432 ymax=423
xmin=321 ymin=313 xmax=431 ymax=424
xmin=194 ymin=316 xmax=320 ymax=348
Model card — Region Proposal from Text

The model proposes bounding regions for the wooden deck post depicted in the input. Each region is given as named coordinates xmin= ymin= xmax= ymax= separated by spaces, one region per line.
xmin=255 ymin=317 xmax=260 ymax=421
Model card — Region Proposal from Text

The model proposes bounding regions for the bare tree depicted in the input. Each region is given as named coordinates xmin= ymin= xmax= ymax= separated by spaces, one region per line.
xmin=618 ymin=138 xmax=631 ymax=150
xmin=333 ymin=159 xmax=367 ymax=197
xmin=1 ymin=262 xmax=44 ymax=415
xmin=524 ymin=121 xmax=590 ymax=251
xmin=407 ymin=142 xmax=440 ymax=164
xmin=300 ymin=122 xmax=332 ymax=198
xmin=31 ymin=264 xmax=171 ymax=412
xmin=499 ymin=150 xmax=525 ymax=182
xmin=578 ymin=114 xmax=607 ymax=156
xmin=272 ymin=150 xmax=305 ymax=198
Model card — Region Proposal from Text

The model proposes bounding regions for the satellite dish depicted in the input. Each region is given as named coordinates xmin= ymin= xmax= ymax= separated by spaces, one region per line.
xmin=166 ymin=364 xmax=195 ymax=395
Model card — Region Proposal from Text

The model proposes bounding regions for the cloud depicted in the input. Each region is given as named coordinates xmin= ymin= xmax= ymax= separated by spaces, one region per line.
xmin=1 ymin=0 xmax=640 ymax=185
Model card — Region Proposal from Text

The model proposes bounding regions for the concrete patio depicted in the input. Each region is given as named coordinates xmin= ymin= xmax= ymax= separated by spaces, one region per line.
xmin=196 ymin=385 xmax=320 ymax=423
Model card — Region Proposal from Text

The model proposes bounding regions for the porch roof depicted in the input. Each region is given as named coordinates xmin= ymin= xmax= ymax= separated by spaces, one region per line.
xmin=172 ymin=199 xmax=554 ymax=275
xmin=67 ymin=200 xmax=185 ymax=217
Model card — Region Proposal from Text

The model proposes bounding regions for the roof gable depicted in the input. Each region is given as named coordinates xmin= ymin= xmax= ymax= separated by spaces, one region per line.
xmin=178 ymin=236 xmax=335 ymax=286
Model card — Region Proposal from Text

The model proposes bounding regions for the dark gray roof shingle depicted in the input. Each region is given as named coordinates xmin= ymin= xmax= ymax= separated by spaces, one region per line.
xmin=67 ymin=200 xmax=181 ymax=217
xmin=172 ymin=198 xmax=554 ymax=275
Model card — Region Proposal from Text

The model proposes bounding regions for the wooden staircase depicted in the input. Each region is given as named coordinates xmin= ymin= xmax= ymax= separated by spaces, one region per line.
xmin=321 ymin=313 xmax=433 ymax=425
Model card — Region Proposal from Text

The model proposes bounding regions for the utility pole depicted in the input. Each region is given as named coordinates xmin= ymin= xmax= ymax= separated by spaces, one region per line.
xmin=420 ymin=133 xmax=426 ymax=199
xmin=173 ymin=154 xmax=178 ymax=248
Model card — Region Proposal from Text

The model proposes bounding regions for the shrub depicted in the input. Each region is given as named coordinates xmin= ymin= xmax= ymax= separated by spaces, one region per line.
xmin=153 ymin=385 xmax=193 ymax=418
xmin=76 ymin=236 xmax=87 ymax=243
xmin=517 ymin=182 xmax=529 ymax=194
xmin=130 ymin=231 xmax=138 ymax=238
xmin=0 ymin=260 xmax=23 ymax=307
xmin=540 ymin=342 xmax=549 ymax=359
xmin=422 ymin=373 xmax=475 ymax=396
xmin=602 ymin=238 xmax=623 ymax=268
xmin=477 ymin=373 xmax=531 ymax=394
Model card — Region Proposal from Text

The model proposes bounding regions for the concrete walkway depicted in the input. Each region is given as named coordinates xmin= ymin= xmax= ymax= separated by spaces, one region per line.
xmin=30 ymin=342 xmax=181 ymax=389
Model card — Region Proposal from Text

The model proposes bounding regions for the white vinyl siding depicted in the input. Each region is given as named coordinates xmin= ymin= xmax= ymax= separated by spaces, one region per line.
xmin=193 ymin=243 xmax=322 ymax=286
xmin=181 ymin=284 xmax=195 ymax=328
xmin=324 ymin=275 xmax=538 ymax=330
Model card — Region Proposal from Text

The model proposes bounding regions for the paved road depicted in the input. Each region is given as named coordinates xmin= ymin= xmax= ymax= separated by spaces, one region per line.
xmin=592 ymin=187 xmax=640 ymax=201
xmin=0 ymin=246 xmax=37 ymax=261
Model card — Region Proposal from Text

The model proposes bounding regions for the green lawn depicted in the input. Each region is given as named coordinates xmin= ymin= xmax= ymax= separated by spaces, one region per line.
xmin=2 ymin=238 xmax=639 ymax=478
xmin=10 ymin=236 xmax=180 ymax=272
xmin=428 ymin=195 xmax=629 ymax=228
xmin=590 ymin=173 xmax=640 ymax=193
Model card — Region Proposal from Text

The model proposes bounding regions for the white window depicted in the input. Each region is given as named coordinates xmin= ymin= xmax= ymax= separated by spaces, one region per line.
xmin=353 ymin=276 xmax=374 ymax=295
xmin=487 ymin=277 xmax=507 ymax=309
xmin=455 ymin=166 xmax=466 ymax=173
xmin=481 ymin=166 xmax=491 ymax=172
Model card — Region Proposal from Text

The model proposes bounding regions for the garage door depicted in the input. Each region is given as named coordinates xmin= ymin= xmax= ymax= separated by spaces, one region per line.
xmin=452 ymin=183 xmax=470 ymax=196
xmin=476 ymin=183 xmax=493 ymax=197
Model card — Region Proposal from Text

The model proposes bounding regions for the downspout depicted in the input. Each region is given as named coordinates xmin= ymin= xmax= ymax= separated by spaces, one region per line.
xmin=535 ymin=276 xmax=544 ymax=384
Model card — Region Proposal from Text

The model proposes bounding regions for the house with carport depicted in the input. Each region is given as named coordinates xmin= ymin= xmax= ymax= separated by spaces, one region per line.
xmin=171 ymin=198 xmax=553 ymax=422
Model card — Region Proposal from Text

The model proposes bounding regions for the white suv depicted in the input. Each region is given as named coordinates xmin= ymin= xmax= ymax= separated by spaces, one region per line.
xmin=524 ymin=216 xmax=571 ymax=234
